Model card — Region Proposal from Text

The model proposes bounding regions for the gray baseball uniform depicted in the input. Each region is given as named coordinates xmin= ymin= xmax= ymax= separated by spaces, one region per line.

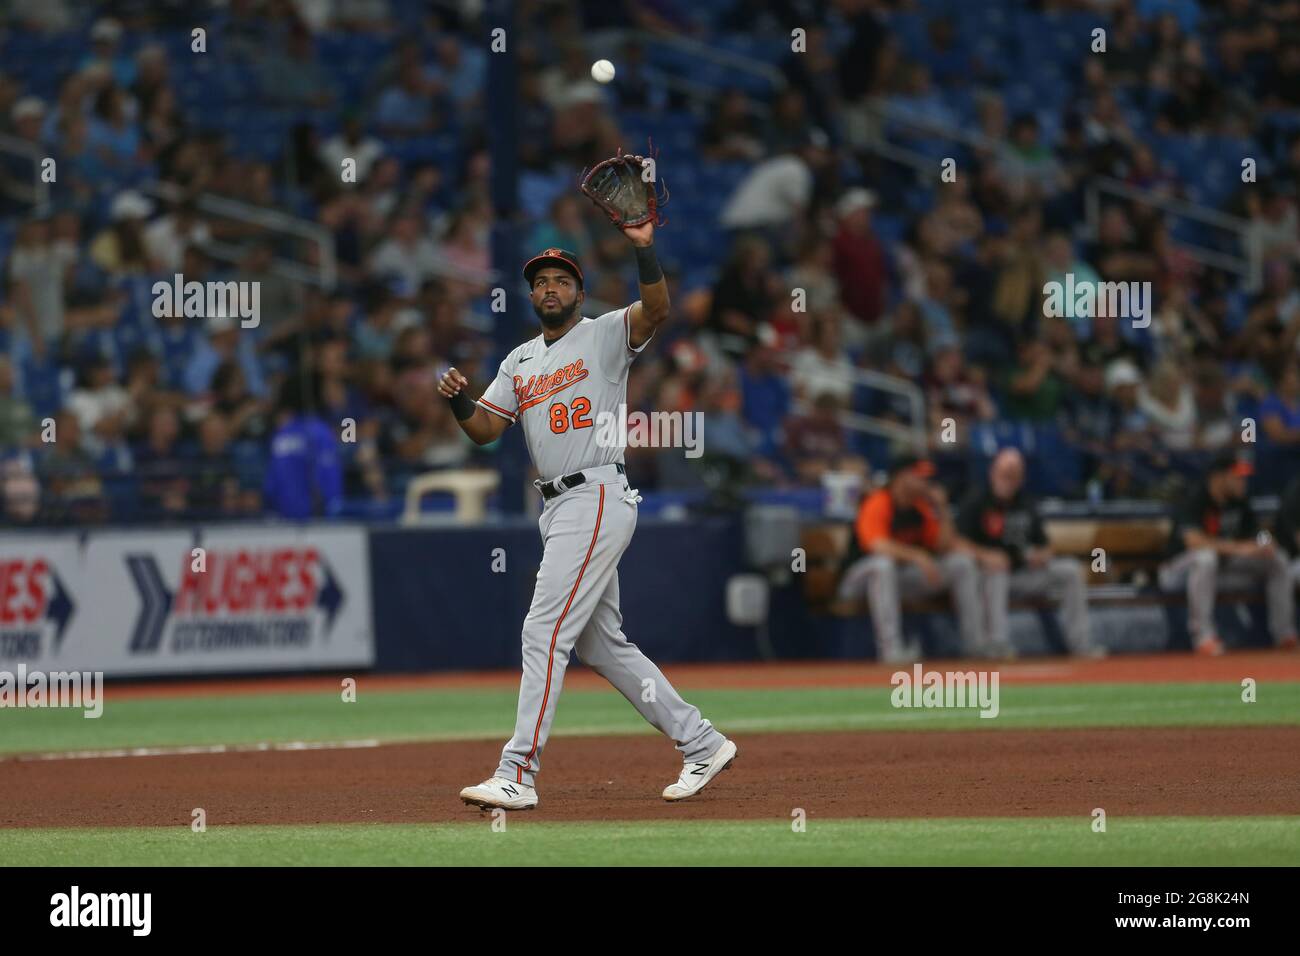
xmin=476 ymin=305 xmax=724 ymax=787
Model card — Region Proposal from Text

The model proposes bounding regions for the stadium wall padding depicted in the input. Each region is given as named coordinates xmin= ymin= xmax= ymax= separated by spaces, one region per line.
xmin=369 ymin=516 xmax=757 ymax=671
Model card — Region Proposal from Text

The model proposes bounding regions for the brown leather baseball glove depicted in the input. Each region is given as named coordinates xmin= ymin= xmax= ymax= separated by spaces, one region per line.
xmin=578 ymin=141 xmax=669 ymax=228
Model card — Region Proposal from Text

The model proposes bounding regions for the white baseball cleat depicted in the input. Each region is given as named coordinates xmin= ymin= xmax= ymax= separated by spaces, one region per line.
xmin=460 ymin=776 xmax=538 ymax=811
xmin=663 ymin=739 xmax=738 ymax=802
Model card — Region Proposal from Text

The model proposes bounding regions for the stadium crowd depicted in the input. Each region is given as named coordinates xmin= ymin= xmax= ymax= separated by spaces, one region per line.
xmin=2 ymin=0 xmax=1300 ymax=527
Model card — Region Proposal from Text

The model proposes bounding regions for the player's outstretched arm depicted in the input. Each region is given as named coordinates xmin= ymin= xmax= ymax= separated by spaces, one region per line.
xmin=623 ymin=220 xmax=668 ymax=350
xmin=438 ymin=367 xmax=509 ymax=445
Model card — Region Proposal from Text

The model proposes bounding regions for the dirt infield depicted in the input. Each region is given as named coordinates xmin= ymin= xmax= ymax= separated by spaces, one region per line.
xmin=4 ymin=726 xmax=1298 ymax=827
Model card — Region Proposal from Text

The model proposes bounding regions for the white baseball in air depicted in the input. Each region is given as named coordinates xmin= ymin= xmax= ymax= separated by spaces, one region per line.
xmin=591 ymin=59 xmax=616 ymax=84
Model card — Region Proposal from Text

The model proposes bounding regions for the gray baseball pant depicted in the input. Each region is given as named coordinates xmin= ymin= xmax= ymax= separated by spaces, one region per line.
xmin=1158 ymin=547 xmax=1297 ymax=645
xmin=837 ymin=551 xmax=986 ymax=657
xmin=982 ymin=557 xmax=1096 ymax=655
xmin=496 ymin=473 xmax=724 ymax=787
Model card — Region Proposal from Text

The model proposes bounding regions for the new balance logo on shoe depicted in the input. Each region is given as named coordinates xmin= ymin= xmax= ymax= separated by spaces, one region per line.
xmin=689 ymin=763 xmax=708 ymax=775
xmin=503 ymin=785 xmax=519 ymax=796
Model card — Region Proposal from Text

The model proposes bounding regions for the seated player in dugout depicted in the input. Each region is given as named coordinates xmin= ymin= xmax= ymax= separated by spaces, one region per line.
xmin=1158 ymin=451 xmax=1299 ymax=656
xmin=837 ymin=454 xmax=988 ymax=662
xmin=1274 ymin=473 xmax=1300 ymax=583
xmin=956 ymin=448 xmax=1104 ymax=659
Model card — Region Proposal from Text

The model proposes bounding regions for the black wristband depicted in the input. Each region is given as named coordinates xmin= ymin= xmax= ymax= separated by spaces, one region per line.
xmin=634 ymin=243 xmax=663 ymax=284
xmin=448 ymin=391 xmax=476 ymax=421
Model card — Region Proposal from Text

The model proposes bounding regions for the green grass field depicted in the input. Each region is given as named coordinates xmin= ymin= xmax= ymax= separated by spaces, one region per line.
xmin=2 ymin=680 xmax=1297 ymax=755
xmin=2 ymin=674 xmax=1297 ymax=866
xmin=4 ymin=817 xmax=1297 ymax=866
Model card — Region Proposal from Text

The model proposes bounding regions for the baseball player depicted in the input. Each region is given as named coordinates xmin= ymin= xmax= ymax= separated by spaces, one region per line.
xmin=439 ymin=227 xmax=736 ymax=811
xmin=956 ymin=448 xmax=1103 ymax=658
xmin=1158 ymin=451 xmax=1298 ymax=655
xmin=836 ymin=454 xmax=988 ymax=661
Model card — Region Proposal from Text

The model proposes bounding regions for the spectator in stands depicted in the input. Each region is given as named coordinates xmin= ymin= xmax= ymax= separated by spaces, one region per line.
xmin=184 ymin=314 xmax=269 ymax=399
xmin=765 ymin=88 xmax=817 ymax=156
xmin=0 ymin=453 xmax=40 ymax=523
xmin=957 ymin=448 xmax=1102 ymax=658
xmin=143 ymin=199 xmax=211 ymax=274
xmin=1158 ymin=452 xmax=1298 ymax=655
xmin=264 ymin=373 xmax=343 ymax=520
xmin=862 ymin=300 xmax=927 ymax=379
xmin=1041 ymin=231 xmax=1101 ymax=338
xmin=1259 ymin=360 xmax=1300 ymax=449
xmin=1191 ymin=364 xmax=1236 ymax=450
xmin=1103 ymin=358 xmax=1170 ymax=495
xmin=90 ymin=191 xmax=153 ymax=276
xmin=428 ymin=36 xmax=485 ymax=114
xmin=998 ymin=114 xmax=1066 ymax=201
xmin=785 ymin=235 xmax=841 ymax=321
xmin=436 ymin=202 xmax=492 ymax=289
xmin=211 ymin=360 xmax=269 ymax=442
xmin=924 ymin=336 xmax=996 ymax=445
xmin=258 ymin=24 xmax=335 ymax=110
xmin=1002 ymin=337 xmax=1065 ymax=422
xmin=382 ymin=365 xmax=470 ymax=470
xmin=133 ymin=404 xmax=189 ymax=518
xmin=707 ymin=234 xmax=779 ymax=359
xmin=783 ymin=391 xmax=868 ymax=485
xmin=739 ymin=339 xmax=792 ymax=464
xmin=38 ymin=410 xmax=107 ymax=524
xmin=790 ymin=310 xmax=854 ymax=404
xmin=8 ymin=215 xmax=76 ymax=354
xmin=9 ymin=95 xmax=45 ymax=147
xmin=65 ymin=354 xmax=134 ymax=470
xmin=187 ymin=413 xmax=242 ymax=518
xmin=783 ymin=26 xmax=842 ymax=134
xmin=375 ymin=58 xmax=439 ymax=137
xmin=831 ymin=188 xmax=887 ymax=326
xmin=369 ymin=209 xmax=443 ymax=292
xmin=718 ymin=128 xmax=830 ymax=238
xmin=82 ymin=18 xmax=134 ymax=88
xmin=354 ymin=284 xmax=403 ymax=361
xmin=837 ymin=455 xmax=985 ymax=662
xmin=665 ymin=368 xmax=777 ymax=495
xmin=700 ymin=88 xmax=765 ymax=162
xmin=0 ymin=357 xmax=35 ymax=448
xmin=87 ymin=84 xmax=143 ymax=175
xmin=1085 ymin=205 xmax=1158 ymax=283
xmin=1080 ymin=307 xmax=1146 ymax=370
xmin=1139 ymin=358 xmax=1197 ymax=451
xmin=319 ymin=115 xmax=385 ymax=187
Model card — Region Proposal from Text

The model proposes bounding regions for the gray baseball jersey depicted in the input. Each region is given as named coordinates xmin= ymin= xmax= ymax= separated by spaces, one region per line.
xmin=475 ymin=305 xmax=645 ymax=480
xmin=473 ymin=302 xmax=724 ymax=788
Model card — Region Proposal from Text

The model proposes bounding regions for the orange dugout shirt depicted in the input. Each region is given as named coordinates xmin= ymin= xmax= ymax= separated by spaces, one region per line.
xmin=855 ymin=488 xmax=941 ymax=552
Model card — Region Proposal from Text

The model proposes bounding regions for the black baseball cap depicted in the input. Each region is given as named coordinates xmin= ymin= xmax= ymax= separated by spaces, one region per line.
xmin=523 ymin=247 xmax=584 ymax=289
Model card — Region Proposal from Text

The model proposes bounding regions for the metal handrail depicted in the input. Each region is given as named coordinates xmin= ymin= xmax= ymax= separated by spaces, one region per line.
xmin=864 ymin=101 xmax=1256 ymax=285
xmin=1083 ymin=176 xmax=1254 ymax=285
xmin=140 ymin=182 xmax=337 ymax=290
xmin=791 ymin=365 xmax=928 ymax=452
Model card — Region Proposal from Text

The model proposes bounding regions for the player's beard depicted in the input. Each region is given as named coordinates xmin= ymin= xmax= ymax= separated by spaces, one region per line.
xmin=534 ymin=296 xmax=579 ymax=329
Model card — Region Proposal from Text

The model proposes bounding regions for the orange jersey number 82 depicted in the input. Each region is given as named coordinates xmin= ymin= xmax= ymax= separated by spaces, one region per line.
xmin=549 ymin=397 xmax=593 ymax=433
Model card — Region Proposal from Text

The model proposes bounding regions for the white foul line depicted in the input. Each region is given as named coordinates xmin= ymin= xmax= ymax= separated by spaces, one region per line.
xmin=10 ymin=739 xmax=381 ymax=762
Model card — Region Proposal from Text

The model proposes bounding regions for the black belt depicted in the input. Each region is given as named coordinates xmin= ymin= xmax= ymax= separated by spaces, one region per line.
xmin=539 ymin=463 xmax=625 ymax=500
